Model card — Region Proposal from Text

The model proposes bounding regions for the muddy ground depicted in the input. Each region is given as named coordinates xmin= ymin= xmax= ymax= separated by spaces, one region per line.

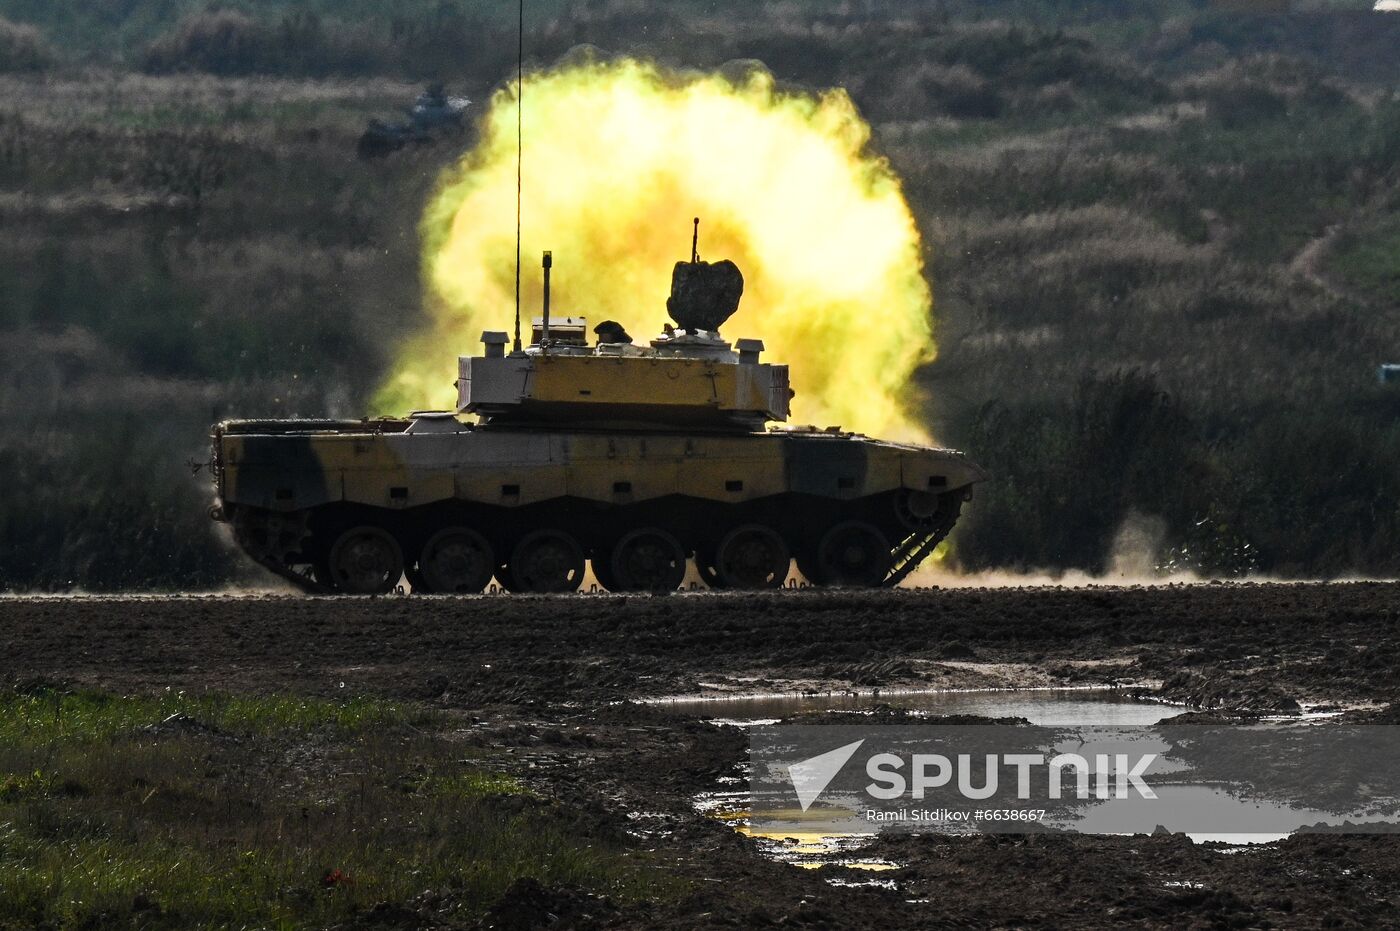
xmin=3 ymin=582 xmax=1399 ymax=928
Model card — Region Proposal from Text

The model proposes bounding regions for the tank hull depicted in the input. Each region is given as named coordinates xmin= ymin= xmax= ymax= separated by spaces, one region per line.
xmin=212 ymin=419 xmax=986 ymax=593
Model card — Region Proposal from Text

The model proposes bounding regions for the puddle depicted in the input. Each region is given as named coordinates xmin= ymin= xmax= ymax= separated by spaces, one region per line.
xmin=698 ymin=768 xmax=1329 ymax=872
xmin=696 ymin=788 xmax=890 ymax=869
xmin=655 ymin=686 xmax=1181 ymax=728
xmin=826 ymin=876 xmax=899 ymax=890
xmin=691 ymin=687 xmax=1187 ymax=872
xmin=689 ymin=688 xmax=1392 ymax=871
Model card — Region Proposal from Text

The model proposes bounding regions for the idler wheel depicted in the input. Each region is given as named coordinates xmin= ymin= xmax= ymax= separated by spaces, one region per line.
xmin=233 ymin=508 xmax=311 ymax=567
xmin=509 ymin=530 xmax=585 ymax=594
xmin=419 ymin=527 xmax=495 ymax=595
xmin=327 ymin=526 xmax=404 ymax=595
xmin=714 ymin=524 xmax=790 ymax=590
xmin=896 ymin=489 xmax=955 ymax=532
xmin=611 ymin=528 xmax=687 ymax=594
xmin=817 ymin=521 xmax=891 ymax=588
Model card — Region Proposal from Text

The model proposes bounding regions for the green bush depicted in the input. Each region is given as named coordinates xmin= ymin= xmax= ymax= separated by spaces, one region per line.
xmin=137 ymin=7 xmax=522 ymax=81
xmin=1332 ymin=217 xmax=1400 ymax=305
xmin=141 ymin=11 xmax=391 ymax=77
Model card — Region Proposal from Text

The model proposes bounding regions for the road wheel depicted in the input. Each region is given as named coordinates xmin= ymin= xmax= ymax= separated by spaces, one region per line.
xmin=509 ymin=530 xmax=585 ymax=594
xmin=611 ymin=528 xmax=687 ymax=594
xmin=326 ymin=526 xmax=404 ymax=595
xmin=715 ymin=524 xmax=789 ymax=590
xmin=817 ymin=521 xmax=890 ymax=587
xmin=419 ymin=527 xmax=495 ymax=595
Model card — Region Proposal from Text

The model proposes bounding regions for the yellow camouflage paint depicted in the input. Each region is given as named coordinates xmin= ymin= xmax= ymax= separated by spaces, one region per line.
xmin=219 ymin=427 xmax=984 ymax=513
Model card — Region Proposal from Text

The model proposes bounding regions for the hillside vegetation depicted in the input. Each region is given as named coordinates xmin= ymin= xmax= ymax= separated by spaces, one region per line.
xmin=1 ymin=1 xmax=1399 ymax=587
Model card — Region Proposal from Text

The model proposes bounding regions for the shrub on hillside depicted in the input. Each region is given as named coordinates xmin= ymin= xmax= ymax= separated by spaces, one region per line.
xmin=386 ymin=7 xmax=520 ymax=83
xmin=141 ymin=9 xmax=519 ymax=82
xmin=142 ymin=11 xmax=265 ymax=75
xmin=0 ymin=17 xmax=54 ymax=72
xmin=930 ymin=23 xmax=1164 ymax=104
xmin=1181 ymin=55 xmax=1360 ymax=129
xmin=141 ymin=11 xmax=392 ymax=78
xmin=893 ymin=63 xmax=1004 ymax=119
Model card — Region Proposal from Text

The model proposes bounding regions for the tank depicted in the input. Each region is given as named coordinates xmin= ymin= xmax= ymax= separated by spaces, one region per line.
xmin=357 ymin=84 xmax=471 ymax=159
xmin=208 ymin=245 xmax=987 ymax=594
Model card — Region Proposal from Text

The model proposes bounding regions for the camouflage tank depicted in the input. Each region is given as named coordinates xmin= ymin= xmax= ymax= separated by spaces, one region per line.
xmin=357 ymin=84 xmax=471 ymax=160
xmin=209 ymin=244 xmax=987 ymax=594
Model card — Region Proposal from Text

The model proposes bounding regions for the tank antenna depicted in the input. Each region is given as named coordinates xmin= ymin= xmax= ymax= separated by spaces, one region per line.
xmin=541 ymin=251 xmax=552 ymax=346
xmin=691 ymin=217 xmax=700 ymax=263
xmin=512 ymin=0 xmax=525 ymax=353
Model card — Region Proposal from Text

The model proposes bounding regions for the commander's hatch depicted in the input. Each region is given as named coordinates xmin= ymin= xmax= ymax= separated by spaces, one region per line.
xmin=531 ymin=316 xmax=587 ymax=347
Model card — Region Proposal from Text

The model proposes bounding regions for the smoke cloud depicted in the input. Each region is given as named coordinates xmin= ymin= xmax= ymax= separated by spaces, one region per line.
xmin=375 ymin=56 xmax=935 ymax=441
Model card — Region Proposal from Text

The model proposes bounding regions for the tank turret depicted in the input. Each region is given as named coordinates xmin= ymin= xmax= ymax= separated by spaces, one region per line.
xmin=458 ymin=246 xmax=790 ymax=431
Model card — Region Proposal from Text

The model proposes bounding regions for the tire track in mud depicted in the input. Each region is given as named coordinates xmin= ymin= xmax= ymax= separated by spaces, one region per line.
xmin=1 ymin=582 xmax=1396 ymax=711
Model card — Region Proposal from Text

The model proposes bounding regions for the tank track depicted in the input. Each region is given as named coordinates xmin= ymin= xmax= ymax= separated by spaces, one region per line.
xmin=228 ymin=507 xmax=333 ymax=595
xmin=884 ymin=530 xmax=950 ymax=588
xmin=883 ymin=495 xmax=963 ymax=588
xmin=244 ymin=551 xmax=331 ymax=595
xmin=228 ymin=491 xmax=965 ymax=596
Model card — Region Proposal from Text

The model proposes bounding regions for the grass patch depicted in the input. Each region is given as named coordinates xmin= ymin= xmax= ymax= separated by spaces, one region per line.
xmin=0 ymin=688 xmax=427 ymax=744
xmin=0 ymin=688 xmax=682 ymax=928
xmin=421 ymin=770 xmax=533 ymax=800
xmin=1332 ymin=216 xmax=1400 ymax=306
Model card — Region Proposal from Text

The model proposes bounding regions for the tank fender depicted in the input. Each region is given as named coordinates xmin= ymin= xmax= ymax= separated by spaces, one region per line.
xmin=220 ymin=434 xmax=335 ymax=512
xmin=900 ymin=450 xmax=989 ymax=495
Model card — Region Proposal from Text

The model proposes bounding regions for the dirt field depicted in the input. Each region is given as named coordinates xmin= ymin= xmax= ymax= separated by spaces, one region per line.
xmin=3 ymin=582 xmax=1399 ymax=928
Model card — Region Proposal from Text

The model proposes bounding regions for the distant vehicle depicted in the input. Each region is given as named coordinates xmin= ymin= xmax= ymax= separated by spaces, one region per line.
xmin=358 ymin=84 xmax=471 ymax=159
xmin=1380 ymin=364 xmax=1400 ymax=384
xmin=207 ymin=236 xmax=987 ymax=594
